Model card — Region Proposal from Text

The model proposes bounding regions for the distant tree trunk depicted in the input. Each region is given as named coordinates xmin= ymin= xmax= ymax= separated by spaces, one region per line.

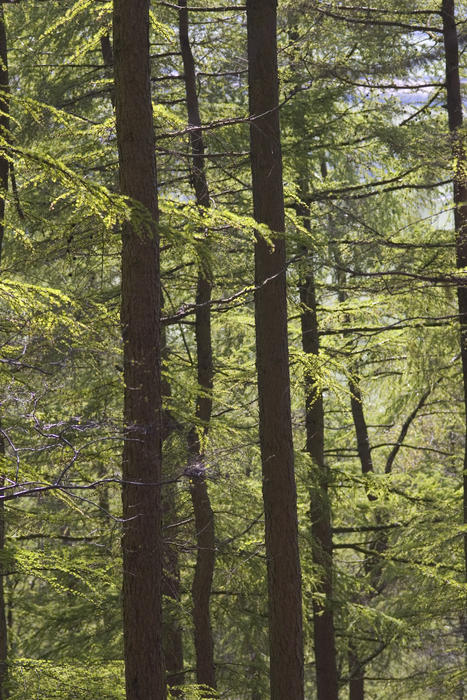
xmin=161 ymin=322 xmax=185 ymax=693
xmin=348 ymin=379 xmax=374 ymax=478
xmin=348 ymin=646 xmax=364 ymax=700
xmin=113 ymin=0 xmax=166 ymax=697
xmin=0 ymin=7 xmax=9 ymax=697
xmin=441 ymin=0 xmax=467 ymax=691
xmin=178 ymin=2 xmax=216 ymax=691
xmin=335 ymin=265 xmax=375 ymax=700
xmin=298 ymin=198 xmax=339 ymax=700
xmin=161 ymin=499 xmax=184 ymax=691
xmin=246 ymin=1 xmax=304 ymax=697
xmin=99 ymin=33 xmax=115 ymax=108
xmin=335 ymin=252 xmax=432 ymax=699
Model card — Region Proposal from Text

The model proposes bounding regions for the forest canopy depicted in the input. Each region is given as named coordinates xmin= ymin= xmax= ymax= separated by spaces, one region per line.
xmin=0 ymin=0 xmax=466 ymax=698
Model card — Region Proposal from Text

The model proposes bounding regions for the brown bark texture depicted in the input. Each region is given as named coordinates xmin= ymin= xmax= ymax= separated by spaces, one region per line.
xmin=179 ymin=1 xmax=217 ymax=692
xmin=113 ymin=0 xmax=166 ymax=697
xmin=442 ymin=0 xmax=467 ymax=689
xmin=247 ymin=1 xmax=304 ymax=697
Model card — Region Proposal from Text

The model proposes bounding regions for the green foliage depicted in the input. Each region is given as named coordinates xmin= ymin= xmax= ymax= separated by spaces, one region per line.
xmin=1 ymin=0 xmax=467 ymax=697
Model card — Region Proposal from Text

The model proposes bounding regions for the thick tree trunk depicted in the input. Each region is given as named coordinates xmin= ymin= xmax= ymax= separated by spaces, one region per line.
xmin=113 ymin=1 xmax=166 ymax=697
xmin=178 ymin=2 xmax=216 ymax=691
xmin=247 ymin=1 xmax=304 ymax=697
xmin=441 ymin=0 xmax=467 ymax=691
xmin=0 ymin=7 xmax=9 ymax=697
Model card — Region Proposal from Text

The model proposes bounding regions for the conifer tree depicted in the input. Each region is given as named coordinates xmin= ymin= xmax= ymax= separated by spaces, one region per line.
xmin=178 ymin=0 xmax=216 ymax=691
xmin=113 ymin=0 xmax=166 ymax=696
xmin=247 ymin=0 xmax=304 ymax=696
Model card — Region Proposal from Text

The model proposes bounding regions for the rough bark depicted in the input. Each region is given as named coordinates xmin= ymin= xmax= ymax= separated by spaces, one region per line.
xmin=178 ymin=1 xmax=216 ymax=691
xmin=0 ymin=7 xmax=9 ymax=697
xmin=299 ymin=203 xmax=338 ymax=700
xmin=247 ymin=1 xmax=304 ymax=697
xmin=113 ymin=0 xmax=166 ymax=697
xmin=442 ymin=0 xmax=467 ymax=691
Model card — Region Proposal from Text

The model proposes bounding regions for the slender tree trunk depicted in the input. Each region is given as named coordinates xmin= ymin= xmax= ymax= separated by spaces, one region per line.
xmin=178 ymin=2 xmax=216 ymax=691
xmin=161 ymin=323 xmax=185 ymax=692
xmin=161 ymin=497 xmax=184 ymax=691
xmin=99 ymin=33 xmax=115 ymax=108
xmin=335 ymin=266 xmax=375 ymax=700
xmin=299 ymin=200 xmax=338 ymax=700
xmin=346 ymin=378 xmax=371 ymax=700
xmin=113 ymin=0 xmax=166 ymax=697
xmin=335 ymin=255 xmax=432 ymax=698
xmin=441 ymin=0 xmax=467 ymax=692
xmin=348 ymin=379 xmax=374 ymax=478
xmin=348 ymin=646 xmax=364 ymax=700
xmin=0 ymin=7 xmax=9 ymax=697
xmin=247 ymin=2 xmax=304 ymax=697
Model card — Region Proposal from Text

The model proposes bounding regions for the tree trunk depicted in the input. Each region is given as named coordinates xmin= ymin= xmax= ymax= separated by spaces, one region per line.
xmin=161 ymin=322 xmax=185 ymax=692
xmin=247 ymin=1 xmax=304 ymax=697
xmin=441 ymin=0 xmax=467 ymax=692
xmin=299 ymin=201 xmax=338 ymax=700
xmin=348 ymin=646 xmax=364 ymax=700
xmin=113 ymin=0 xmax=166 ymax=697
xmin=334 ymin=262 xmax=374 ymax=700
xmin=178 ymin=1 xmax=216 ymax=691
xmin=161 ymin=507 xmax=184 ymax=691
xmin=0 ymin=7 xmax=9 ymax=697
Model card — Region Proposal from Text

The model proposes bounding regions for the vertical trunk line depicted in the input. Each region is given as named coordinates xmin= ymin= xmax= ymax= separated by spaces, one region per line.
xmin=178 ymin=1 xmax=216 ymax=691
xmin=161 ymin=321 xmax=185 ymax=693
xmin=113 ymin=0 xmax=166 ymax=696
xmin=247 ymin=1 xmax=304 ymax=697
xmin=335 ymin=259 xmax=376 ymax=700
xmin=348 ymin=645 xmax=364 ymax=700
xmin=99 ymin=33 xmax=115 ymax=108
xmin=298 ymin=197 xmax=339 ymax=700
